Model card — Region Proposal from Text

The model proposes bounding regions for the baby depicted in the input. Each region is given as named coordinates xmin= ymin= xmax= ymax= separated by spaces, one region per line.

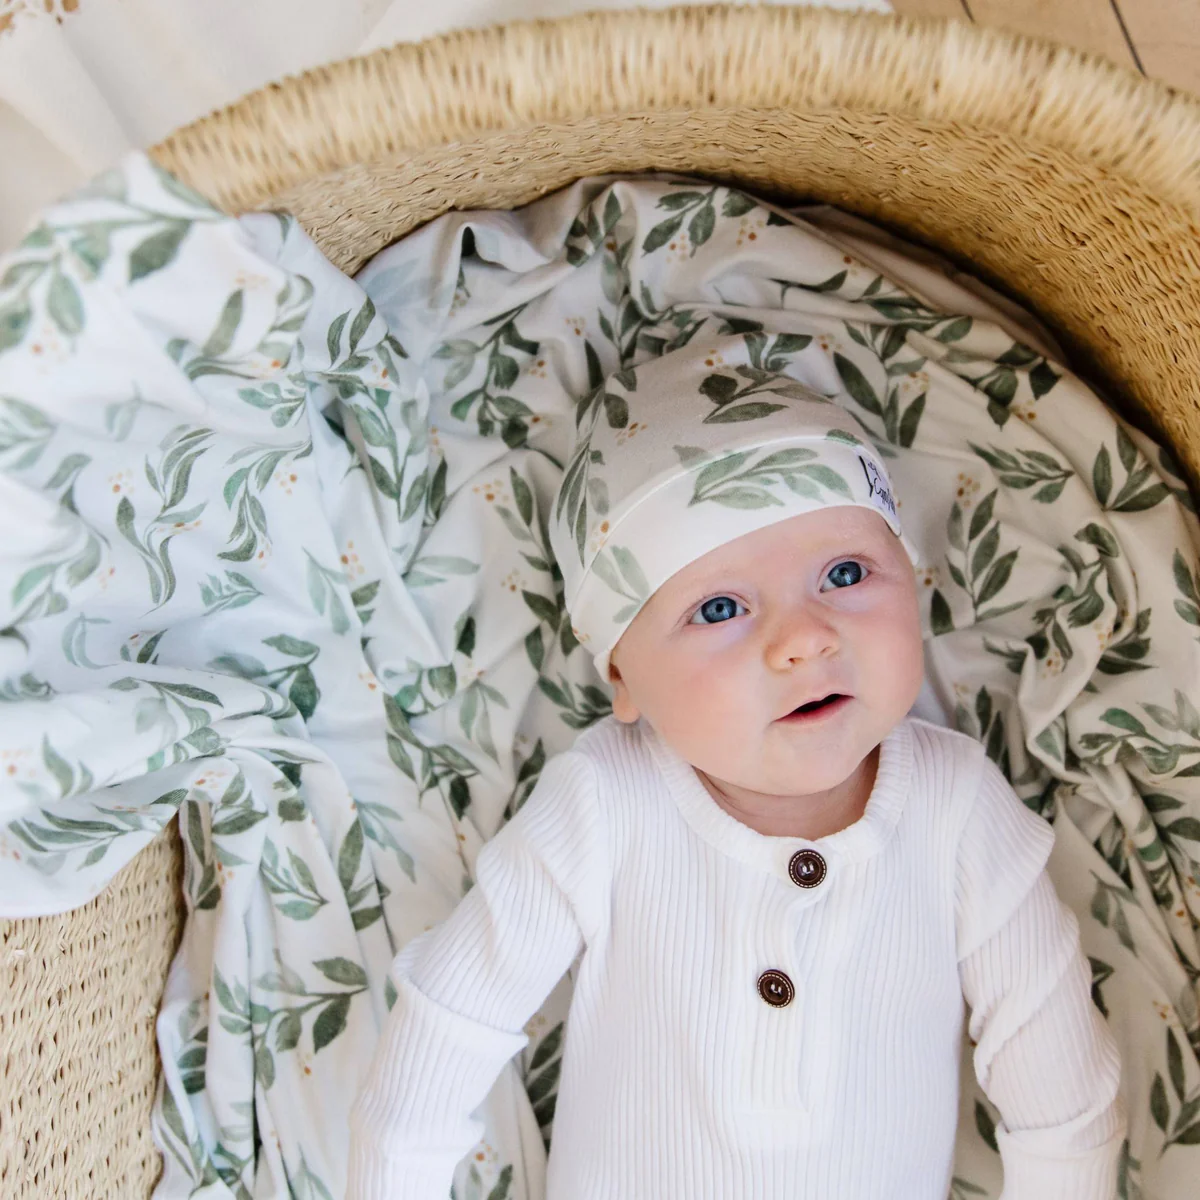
xmin=347 ymin=349 xmax=1125 ymax=1199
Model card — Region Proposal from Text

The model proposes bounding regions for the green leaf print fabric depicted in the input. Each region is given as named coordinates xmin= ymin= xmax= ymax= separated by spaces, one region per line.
xmin=1 ymin=155 xmax=1198 ymax=1199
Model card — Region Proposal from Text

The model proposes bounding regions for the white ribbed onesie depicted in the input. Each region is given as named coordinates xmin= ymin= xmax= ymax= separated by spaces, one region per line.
xmin=348 ymin=714 xmax=1124 ymax=1199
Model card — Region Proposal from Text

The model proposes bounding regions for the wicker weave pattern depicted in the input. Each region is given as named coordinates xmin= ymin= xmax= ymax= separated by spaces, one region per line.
xmin=152 ymin=8 xmax=1200 ymax=219
xmin=2 ymin=6 xmax=1199 ymax=1196
xmin=0 ymin=828 xmax=184 ymax=1196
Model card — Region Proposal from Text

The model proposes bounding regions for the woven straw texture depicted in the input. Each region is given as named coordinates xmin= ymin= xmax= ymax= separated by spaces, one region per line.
xmin=3 ymin=5 xmax=1199 ymax=1194
xmin=0 ymin=828 xmax=184 ymax=1195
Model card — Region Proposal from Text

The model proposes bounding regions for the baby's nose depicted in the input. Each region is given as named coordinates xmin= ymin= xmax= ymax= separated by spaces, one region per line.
xmin=766 ymin=609 xmax=838 ymax=666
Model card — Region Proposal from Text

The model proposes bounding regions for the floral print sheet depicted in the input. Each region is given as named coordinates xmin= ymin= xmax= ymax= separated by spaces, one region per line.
xmin=0 ymin=154 xmax=1197 ymax=1199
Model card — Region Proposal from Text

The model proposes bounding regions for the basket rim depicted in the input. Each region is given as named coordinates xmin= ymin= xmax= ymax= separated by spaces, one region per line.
xmin=149 ymin=4 xmax=1200 ymax=221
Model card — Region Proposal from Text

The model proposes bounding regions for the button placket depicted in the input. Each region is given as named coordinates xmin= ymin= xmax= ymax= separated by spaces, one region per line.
xmin=744 ymin=898 xmax=807 ymax=1114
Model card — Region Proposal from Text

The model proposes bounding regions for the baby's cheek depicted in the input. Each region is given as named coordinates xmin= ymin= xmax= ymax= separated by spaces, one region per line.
xmin=869 ymin=612 xmax=925 ymax=704
xmin=652 ymin=659 xmax=740 ymax=742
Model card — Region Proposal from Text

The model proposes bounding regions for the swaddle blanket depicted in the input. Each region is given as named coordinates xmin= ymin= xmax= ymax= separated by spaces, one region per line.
xmin=1 ymin=156 xmax=1199 ymax=1199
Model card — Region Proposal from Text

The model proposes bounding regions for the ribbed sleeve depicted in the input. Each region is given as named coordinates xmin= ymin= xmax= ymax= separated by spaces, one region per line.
xmin=958 ymin=795 xmax=1125 ymax=1197
xmin=346 ymin=967 xmax=530 ymax=1199
xmin=346 ymin=751 xmax=605 ymax=1200
xmin=955 ymin=752 xmax=1056 ymax=960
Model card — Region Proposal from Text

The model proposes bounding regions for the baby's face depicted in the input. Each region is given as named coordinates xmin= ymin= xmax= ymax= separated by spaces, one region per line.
xmin=608 ymin=506 xmax=924 ymax=801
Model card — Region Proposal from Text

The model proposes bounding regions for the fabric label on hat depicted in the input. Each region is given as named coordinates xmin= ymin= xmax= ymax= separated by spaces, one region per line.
xmin=858 ymin=454 xmax=898 ymax=520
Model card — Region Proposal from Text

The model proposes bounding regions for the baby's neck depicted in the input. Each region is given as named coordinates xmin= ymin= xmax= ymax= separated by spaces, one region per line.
xmin=694 ymin=744 xmax=880 ymax=841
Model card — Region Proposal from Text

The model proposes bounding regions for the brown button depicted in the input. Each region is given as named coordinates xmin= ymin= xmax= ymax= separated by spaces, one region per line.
xmin=757 ymin=969 xmax=795 ymax=1008
xmin=788 ymin=848 xmax=826 ymax=889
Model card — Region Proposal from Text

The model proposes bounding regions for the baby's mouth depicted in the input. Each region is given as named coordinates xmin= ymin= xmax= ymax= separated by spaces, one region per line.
xmin=779 ymin=693 xmax=850 ymax=722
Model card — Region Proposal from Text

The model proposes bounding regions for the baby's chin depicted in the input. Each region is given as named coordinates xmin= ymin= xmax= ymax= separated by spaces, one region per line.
xmin=696 ymin=743 xmax=869 ymax=802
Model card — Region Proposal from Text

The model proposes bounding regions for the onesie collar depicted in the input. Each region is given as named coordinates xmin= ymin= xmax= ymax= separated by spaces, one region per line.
xmin=641 ymin=716 xmax=914 ymax=886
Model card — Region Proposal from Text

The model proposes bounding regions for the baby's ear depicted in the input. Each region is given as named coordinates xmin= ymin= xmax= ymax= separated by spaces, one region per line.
xmin=607 ymin=658 xmax=641 ymax=724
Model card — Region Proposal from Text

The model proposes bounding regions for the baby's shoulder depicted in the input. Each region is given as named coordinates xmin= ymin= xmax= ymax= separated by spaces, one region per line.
xmin=555 ymin=716 xmax=674 ymax=825
xmin=567 ymin=713 xmax=655 ymax=783
xmin=899 ymin=715 xmax=994 ymax=825
xmin=519 ymin=717 xmax=659 ymax=836
xmin=904 ymin=714 xmax=988 ymax=764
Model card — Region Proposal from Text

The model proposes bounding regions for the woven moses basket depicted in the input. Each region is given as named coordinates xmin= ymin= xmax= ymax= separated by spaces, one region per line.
xmin=3 ymin=5 xmax=1200 ymax=1195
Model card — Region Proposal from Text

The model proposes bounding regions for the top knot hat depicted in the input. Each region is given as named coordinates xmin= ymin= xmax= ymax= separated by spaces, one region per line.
xmin=549 ymin=339 xmax=920 ymax=681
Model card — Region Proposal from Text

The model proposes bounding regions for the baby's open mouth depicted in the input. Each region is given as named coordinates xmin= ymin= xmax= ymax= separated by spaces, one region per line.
xmin=780 ymin=693 xmax=850 ymax=722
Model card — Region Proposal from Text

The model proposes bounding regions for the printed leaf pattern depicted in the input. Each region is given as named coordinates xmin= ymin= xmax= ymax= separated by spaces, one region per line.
xmin=0 ymin=158 xmax=1197 ymax=1200
xmin=682 ymin=445 xmax=851 ymax=510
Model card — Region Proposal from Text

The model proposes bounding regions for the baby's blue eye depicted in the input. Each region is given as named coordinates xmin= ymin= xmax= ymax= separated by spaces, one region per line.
xmin=822 ymin=560 xmax=867 ymax=590
xmin=689 ymin=595 xmax=745 ymax=625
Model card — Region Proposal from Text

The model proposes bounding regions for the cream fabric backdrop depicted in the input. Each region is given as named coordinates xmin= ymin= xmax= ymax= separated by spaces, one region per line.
xmin=0 ymin=0 xmax=888 ymax=250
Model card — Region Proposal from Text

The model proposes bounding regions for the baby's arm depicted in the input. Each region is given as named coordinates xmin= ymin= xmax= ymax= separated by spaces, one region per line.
xmin=956 ymin=754 xmax=1125 ymax=1199
xmin=347 ymin=751 xmax=604 ymax=1200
